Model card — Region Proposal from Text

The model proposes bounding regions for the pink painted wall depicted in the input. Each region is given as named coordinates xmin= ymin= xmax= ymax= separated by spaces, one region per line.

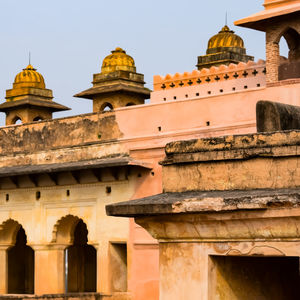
xmin=112 ymin=79 xmax=300 ymax=300
xmin=151 ymin=60 xmax=266 ymax=104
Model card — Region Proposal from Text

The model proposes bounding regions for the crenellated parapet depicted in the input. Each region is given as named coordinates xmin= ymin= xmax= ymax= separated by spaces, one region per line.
xmin=153 ymin=60 xmax=266 ymax=92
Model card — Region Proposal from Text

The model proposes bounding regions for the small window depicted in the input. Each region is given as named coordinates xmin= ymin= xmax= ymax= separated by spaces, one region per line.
xmin=101 ymin=102 xmax=113 ymax=112
xmin=257 ymin=83 xmax=261 ymax=87
xmin=12 ymin=117 xmax=22 ymax=125
xmin=196 ymin=93 xmax=199 ymax=96
xmin=207 ymin=91 xmax=211 ymax=95
xmin=232 ymin=87 xmax=236 ymax=91
xmin=173 ymin=96 xmax=177 ymax=100
xmin=33 ymin=116 xmax=43 ymax=122
xmin=220 ymin=89 xmax=223 ymax=93
xmin=185 ymin=94 xmax=188 ymax=98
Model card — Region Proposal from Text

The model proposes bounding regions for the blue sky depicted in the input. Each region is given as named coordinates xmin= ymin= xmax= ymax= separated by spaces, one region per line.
xmin=0 ymin=1 xmax=273 ymax=124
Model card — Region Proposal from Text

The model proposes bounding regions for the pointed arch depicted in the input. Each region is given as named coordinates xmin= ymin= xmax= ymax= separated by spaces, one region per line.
xmin=66 ymin=220 xmax=97 ymax=292
xmin=52 ymin=215 xmax=96 ymax=292
xmin=100 ymin=102 xmax=113 ymax=112
xmin=12 ymin=116 xmax=22 ymax=125
xmin=276 ymin=27 xmax=300 ymax=80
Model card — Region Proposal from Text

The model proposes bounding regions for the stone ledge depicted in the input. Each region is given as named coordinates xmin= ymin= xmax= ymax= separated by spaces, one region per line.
xmin=161 ymin=130 xmax=300 ymax=165
xmin=106 ymin=188 xmax=300 ymax=217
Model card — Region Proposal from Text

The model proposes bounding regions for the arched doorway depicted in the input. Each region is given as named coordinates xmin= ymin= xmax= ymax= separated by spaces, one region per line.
xmin=65 ymin=219 xmax=96 ymax=292
xmin=7 ymin=226 xmax=34 ymax=294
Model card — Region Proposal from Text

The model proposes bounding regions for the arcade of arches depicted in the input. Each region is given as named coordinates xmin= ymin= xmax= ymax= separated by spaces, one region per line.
xmin=0 ymin=216 xmax=97 ymax=294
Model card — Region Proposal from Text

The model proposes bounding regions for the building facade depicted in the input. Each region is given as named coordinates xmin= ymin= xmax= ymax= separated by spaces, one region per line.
xmin=0 ymin=0 xmax=299 ymax=299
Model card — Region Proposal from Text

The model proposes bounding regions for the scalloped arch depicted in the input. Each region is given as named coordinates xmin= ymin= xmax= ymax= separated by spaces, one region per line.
xmin=52 ymin=214 xmax=91 ymax=245
xmin=0 ymin=218 xmax=23 ymax=245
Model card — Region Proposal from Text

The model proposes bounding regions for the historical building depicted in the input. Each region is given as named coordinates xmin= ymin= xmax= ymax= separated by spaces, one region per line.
xmin=0 ymin=0 xmax=299 ymax=299
xmin=107 ymin=0 xmax=300 ymax=299
xmin=107 ymin=101 xmax=300 ymax=300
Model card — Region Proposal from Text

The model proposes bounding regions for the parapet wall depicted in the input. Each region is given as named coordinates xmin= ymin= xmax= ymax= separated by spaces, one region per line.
xmin=153 ymin=60 xmax=265 ymax=91
xmin=151 ymin=60 xmax=266 ymax=103
xmin=0 ymin=112 xmax=123 ymax=156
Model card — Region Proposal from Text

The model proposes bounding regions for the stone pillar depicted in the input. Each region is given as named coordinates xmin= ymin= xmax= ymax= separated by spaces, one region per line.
xmin=33 ymin=245 xmax=67 ymax=294
xmin=0 ymin=246 xmax=8 ymax=293
xmin=159 ymin=242 xmax=209 ymax=300
xmin=97 ymin=242 xmax=110 ymax=293
xmin=266 ymin=32 xmax=280 ymax=83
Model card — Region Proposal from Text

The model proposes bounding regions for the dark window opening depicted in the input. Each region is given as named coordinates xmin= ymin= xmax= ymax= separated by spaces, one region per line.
xmin=33 ymin=116 xmax=43 ymax=122
xmin=13 ymin=117 xmax=22 ymax=125
xmin=101 ymin=102 xmax=113 ymax=112
xmin=65 ymin=220 xmax=96 ymax=292
xmin=8 ymin=227 xmax=34 ymax=294
xmin=210 ymin=256 xmax=300 ymax=300
xmin=36 ymin=191 xmax=41 ymax=200
xmin=278 ymin=28 xmax=300 ymax=80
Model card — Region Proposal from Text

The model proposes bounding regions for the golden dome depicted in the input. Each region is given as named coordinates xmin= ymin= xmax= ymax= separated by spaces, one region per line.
xmin=101 ymin=47 xmax=136 ymax=74
xmin=13 ymin=64 xmax=46 ymax=89
xmin=207 ymin=25 xmax=245 ymax=54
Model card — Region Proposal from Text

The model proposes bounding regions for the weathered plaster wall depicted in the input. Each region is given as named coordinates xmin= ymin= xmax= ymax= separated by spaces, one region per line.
xmin=1 ymin=81 xmax=300 ymax=162
xmin=163 ymin=131 xmax=300 ymax=192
